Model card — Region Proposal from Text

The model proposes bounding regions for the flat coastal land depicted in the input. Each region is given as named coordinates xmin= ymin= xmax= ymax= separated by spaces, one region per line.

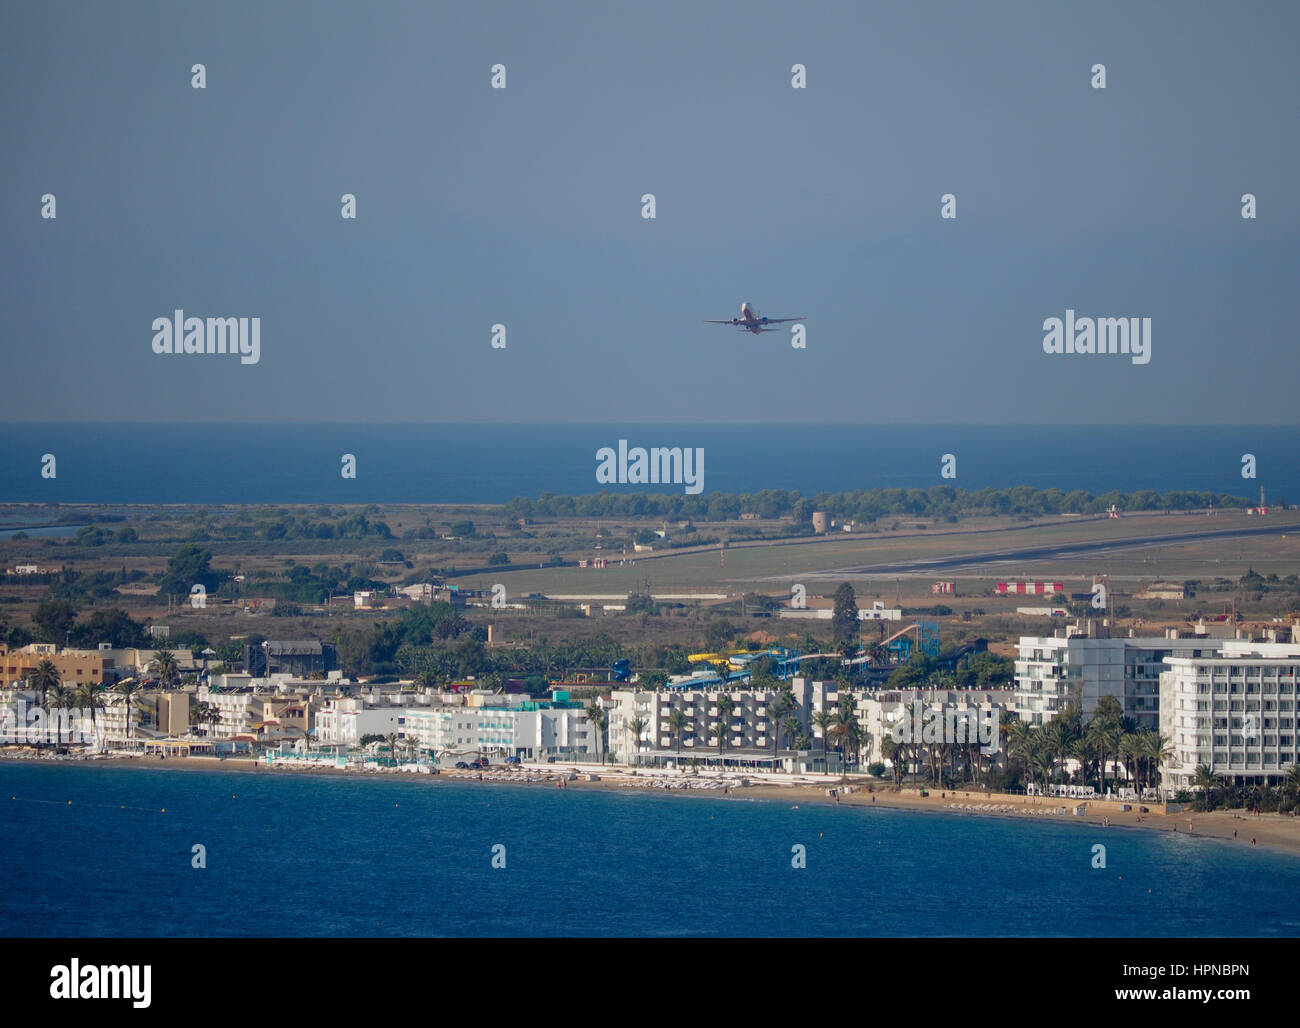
xmin=6 ymin=755 xmax=1297 ymax=858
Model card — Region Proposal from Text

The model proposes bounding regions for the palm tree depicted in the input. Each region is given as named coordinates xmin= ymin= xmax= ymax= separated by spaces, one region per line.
xmin=28 ymin=659 xmax=60 ymax=748
xmin=114 ymin=677 xmax=142 ymax=745
xmin=710 ymin=721 xmax=728 ymax=763
xmin=47 ymin=680 xmax=71 ymax=750
xmin=768 ymin=692 xmax=792 ymax=762
xmin=965 ymin=739 xmax=983 ymax=785
xmin=627 ymin=716 xmax=647 ymax=767
xmin=1119 ymin=732 xmax=1142 ymax=789
xmin=715 ymin=693 xmax=736 ymax=764
xmin=666 ymin=708 xmax=688 ymax=760
xmin=1283 ymin=763 xmax=1300 ymax=804
xmin=881 ymin=736 xmax=904 ymax=786
xmin=76 ymin=680 xmax=109 ymax=752
xmin=907 ymin=737 xmax=921 ymax=784
xmin=1191 ymin=763 xmax=1221 ymax=809
xmin=1046 ymin=718 xmax=1074 ymax=784
xmin=1191 ymin=763 xmax=1217 ymax=792
xmin=1028 ymin=740 xmax=1054 ymax=794
xmin=834 ymin=702 xmax=864 ymax=774
xmin=1143 ymin=731 xmax=1174 ymax=795
xmin=932 ymin=742 xmax=952 ymax=787
xmin=1071 ymin=734 xmax=1099 ymax=790
xmin=1112 ymin=716 xmax=1138 ymax=786
xmin=1091 ymin=695 xmax=1124 ymax=792
xmin=781 ymin=714 xmax=803 ymax=767
xmin=1005 ymin=718 xmax=1031 ymax=767
xmin=585 ymin=701 xmax=607 ymax=763
xmin=812 ymin=710 xmax=836 ymax=774
xmin=152 ymin=648 xmax=179 ymax=688
xmin=1085 ymin=719 xmax=1109 ymax=792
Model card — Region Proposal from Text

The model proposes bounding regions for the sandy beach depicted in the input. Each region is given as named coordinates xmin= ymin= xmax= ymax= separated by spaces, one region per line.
xmin=6 ymin=753 xmax=1299 ymax=857
xmin=833 ymin=785 xmax=1300 ymax=857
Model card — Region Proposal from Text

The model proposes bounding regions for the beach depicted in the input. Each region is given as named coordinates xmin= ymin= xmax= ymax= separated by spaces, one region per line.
xmin=7 ymin=753 xmax=1298 ymax=858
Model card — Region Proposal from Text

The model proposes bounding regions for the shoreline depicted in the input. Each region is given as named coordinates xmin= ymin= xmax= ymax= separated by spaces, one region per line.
xmin=6 ymin=755 xmax=1298 ymax=858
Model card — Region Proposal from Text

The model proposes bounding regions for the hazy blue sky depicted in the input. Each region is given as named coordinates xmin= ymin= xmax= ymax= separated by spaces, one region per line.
xmin=3 ymin=0 xmax=1297 ymax=423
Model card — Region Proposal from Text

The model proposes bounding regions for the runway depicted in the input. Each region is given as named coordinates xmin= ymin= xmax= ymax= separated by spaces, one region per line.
xmin=793 ymin=521 xmax=1296 ymax=579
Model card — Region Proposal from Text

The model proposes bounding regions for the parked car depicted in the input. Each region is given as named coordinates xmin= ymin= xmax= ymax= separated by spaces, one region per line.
xmin=504 ymin=756 xmax=521 ymax=764
xmin=454 ymin=761 xmax=470 ymax=770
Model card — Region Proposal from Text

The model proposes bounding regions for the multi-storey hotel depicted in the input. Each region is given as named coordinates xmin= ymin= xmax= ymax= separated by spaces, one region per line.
xmin=854 ymin=689 xmax=1014 ymax=767
xmin=1014 ymin=622 xmax=1221 ymax=729
xmin=310 ymin=691 xmax=595 ymax=761
xmin=1160 ymin=641 xmax=1300 ymax=791
xmin=606 ymin=677 xmax=836 ymax=767
xmin=397 ymin=700 xmax=593 ymax=761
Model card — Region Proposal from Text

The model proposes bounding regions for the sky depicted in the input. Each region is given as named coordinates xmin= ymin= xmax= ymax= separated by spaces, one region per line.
xmin=2 ymin=0 xmax=1297 ymax=424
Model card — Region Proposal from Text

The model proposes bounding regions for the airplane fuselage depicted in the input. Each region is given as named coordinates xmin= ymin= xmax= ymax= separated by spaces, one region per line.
xmin=731 ymin=301 xmax=769 ymax=334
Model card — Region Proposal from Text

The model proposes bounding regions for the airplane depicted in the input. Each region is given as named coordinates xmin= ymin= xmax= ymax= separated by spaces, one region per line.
xmin=705 ymin=301 xmax=807 ymax=334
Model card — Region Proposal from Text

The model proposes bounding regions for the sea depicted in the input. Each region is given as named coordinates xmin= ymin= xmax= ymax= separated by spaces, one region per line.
xmin=2 ymin=763 xmax=1297 ymax=937
xmin=0 ymin=423 xmax=1294 ymax=506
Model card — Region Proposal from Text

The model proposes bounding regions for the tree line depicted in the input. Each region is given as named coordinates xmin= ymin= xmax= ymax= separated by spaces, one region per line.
xmin=502 ymin=486 xmax=1251 ymax=524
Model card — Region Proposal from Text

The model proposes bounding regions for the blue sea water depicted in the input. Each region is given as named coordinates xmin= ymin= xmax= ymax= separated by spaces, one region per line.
xmin=2 ymin=763 xmax=1297 ymax=937
xmin=0 ymin=423 xmax=1295 ymax=505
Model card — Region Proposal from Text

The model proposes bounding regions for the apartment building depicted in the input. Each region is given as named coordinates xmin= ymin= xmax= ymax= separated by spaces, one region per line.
xmin=855 ymin=688 xmax=1014 ymax=767
xmin=605 ymin=677 xmax=836 ymax=766
xmin=313 ymin=696 xmax=405 ymax=747
xmin=0 ymin=644 xmax=104 ymax=689
xmin=398 ymin=701 xmax=593 ymax=761
xmin=211 ymin=691 xmax=263 ymax=738
xmin=1015 ymin=623 xmax=1219 ymax=729
xmin=1160 ymin=641 xmax=1300 ymax=791
xmin=260 ymin=696 xmax=315 ymax=739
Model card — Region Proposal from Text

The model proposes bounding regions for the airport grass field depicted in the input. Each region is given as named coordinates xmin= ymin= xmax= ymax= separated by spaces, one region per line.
xmin=5 ymin=503 xmax=1299 ymax=660
xmin=450 ymin=509 xmax=1300 ymax=595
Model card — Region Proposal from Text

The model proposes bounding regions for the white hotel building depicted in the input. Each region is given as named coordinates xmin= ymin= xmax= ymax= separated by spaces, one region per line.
xmin=854 ymin=689 xmax=1015 ymax=767
xmin=606 ymin=677 xmax=836 ymax=766
xmin=314 ymin=696 xmax=405 ymax=747
xmin=397 ymin=703 xmax=594 ymax=761
xmin=1015 ymin=624 xmax=1220 ymax=730
xmin=312 ymin=694 xmax=596 ymax=761
xmin=1160 ymin=641 xmax=1300 ymax=791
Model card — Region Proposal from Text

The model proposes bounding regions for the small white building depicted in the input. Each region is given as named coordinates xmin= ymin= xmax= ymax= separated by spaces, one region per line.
xmin=314 ymin=697 xmax=404 ymax=747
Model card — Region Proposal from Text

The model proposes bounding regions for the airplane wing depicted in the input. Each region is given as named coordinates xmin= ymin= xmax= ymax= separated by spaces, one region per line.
xmin=761 ymin=316 xmax=808 ymax=324
xmin=703 ymin=320 xmax=737 ymax=324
